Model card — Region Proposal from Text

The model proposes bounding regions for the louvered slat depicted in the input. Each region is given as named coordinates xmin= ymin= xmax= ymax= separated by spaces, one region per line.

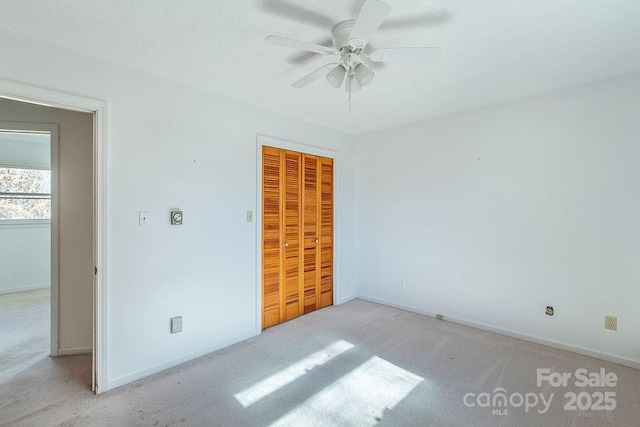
xmin=319 ymin=157 xmax=334 ymax=308
xmin=283 ymin=150 xmax=302 ymax=321
xmin=302 ymin=155 xmax=319 ymax=314
xmin=262 ymin=147 xmax=282 ymax=328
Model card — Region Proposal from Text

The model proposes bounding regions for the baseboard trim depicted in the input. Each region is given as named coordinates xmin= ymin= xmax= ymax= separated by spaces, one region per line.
xmin=0 ymin=283 xmax=50 ymax=295
xmin=336 ymin=294 xmax=357 ymax=305
xmin=105 ymin=329 xmax=258 ymax=392
xmin=356 ymin=294 xmax=640 ymax=370
xmin=57 ymin=346 xmax=92 ymax=356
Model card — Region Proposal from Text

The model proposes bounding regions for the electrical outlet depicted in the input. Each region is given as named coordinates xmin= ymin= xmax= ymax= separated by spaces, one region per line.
xmin=399 ymin=280 xmax=406 ymax=290
xmin=604 ymin=315 xmax=617 ymax=331
xmin=171 ymin=316 xmax=183 ymax=334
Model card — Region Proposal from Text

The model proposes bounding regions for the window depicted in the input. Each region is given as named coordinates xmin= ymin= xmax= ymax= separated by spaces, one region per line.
xmin=0 ymin=167 xmax=51 ymax=220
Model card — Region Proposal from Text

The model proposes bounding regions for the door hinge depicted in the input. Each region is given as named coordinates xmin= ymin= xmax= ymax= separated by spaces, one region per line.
xmin=94 ymin=266 xmax=97 ymax=275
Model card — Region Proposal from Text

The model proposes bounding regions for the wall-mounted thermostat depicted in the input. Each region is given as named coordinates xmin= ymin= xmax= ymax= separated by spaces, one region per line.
xmin=171 ymin=210 xmax=183 ymax=225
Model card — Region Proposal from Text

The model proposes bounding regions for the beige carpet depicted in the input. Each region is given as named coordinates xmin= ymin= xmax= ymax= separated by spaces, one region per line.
xmin=1 ymin=299 xmax=638 ymax=426
xmin=0 ymin=288 xmax=50 ymax=385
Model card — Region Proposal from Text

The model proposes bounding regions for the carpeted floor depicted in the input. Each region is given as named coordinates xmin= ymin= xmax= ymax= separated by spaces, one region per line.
xmin=0 ymin=288 xmax=50 ymax=385
xmin=1 ymin=299 xmax=638 ymax=426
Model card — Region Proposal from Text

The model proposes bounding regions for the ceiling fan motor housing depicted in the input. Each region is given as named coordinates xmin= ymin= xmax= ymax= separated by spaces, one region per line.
xmin=333 ymin=21 xmax=366 ymax=74
xmin=342 ymin=51 xmax=363 ymax=75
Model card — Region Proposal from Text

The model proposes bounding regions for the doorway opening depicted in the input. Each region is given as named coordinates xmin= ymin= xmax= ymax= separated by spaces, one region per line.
xmin=0 ymin=81 xmax=106 ymax=393
xmin=0 ymin=130 xmax=53 ymax=383
xmin=0 ymin=90 xmax=102 ymax=394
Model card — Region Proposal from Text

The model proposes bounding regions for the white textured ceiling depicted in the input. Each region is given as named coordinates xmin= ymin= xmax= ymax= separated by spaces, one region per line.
xmin=1 ymin=0 xmax=640 ymax=134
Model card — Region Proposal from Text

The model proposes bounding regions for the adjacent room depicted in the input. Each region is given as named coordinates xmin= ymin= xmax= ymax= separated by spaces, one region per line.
xmin=0 ymin=0 xmax=639 ymax=425
xmin=0 ymin=131 xmax=51 ymax=383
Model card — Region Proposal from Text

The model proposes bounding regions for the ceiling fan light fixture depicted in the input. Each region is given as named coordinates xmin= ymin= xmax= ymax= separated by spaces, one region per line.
xmin=354 ymin=63 xmax=375 ymax=87
xmin=326 ymin=64 xmax=346 ymax=88
xmin=345 ymin=75 xmax=361 ymax=93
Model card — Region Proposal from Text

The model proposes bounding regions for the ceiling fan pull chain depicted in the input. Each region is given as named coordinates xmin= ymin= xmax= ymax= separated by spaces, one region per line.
xmin=348 ymin=52 xmax=352 ymax=111
xmin=348 ymin=76 xmax=352 ymax=111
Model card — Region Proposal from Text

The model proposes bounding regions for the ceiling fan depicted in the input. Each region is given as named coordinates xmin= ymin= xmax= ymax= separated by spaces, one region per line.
xmin=265 ymin=0 xmax=442 ymax=94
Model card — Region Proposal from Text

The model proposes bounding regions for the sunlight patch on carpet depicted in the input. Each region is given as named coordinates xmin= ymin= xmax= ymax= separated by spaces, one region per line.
xmin=271 ymin=356 xmax=424 ymax=426
xmin=234 ymin=340 xmax=355 ymax=408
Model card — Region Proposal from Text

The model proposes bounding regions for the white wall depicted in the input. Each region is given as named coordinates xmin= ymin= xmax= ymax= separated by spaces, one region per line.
xmin=0 ymin=29 xmax=357 ymax=390
xmin=356 ymin=72 xmax=640 ymax=367
xmin=0 ymin=222 xmax=50 ymax=294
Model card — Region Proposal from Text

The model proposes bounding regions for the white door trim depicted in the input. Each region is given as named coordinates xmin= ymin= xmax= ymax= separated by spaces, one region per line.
xmin=255 ymin=133 xmax=340 ymax=334
xmin=0 ymin=78 xmax=108 ymax=394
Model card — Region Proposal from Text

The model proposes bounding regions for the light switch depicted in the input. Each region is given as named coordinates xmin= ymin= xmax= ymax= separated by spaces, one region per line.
xmin=246 ymin=210 xmax=254 ymax=223
xmin=139 ymin=211 xmax=149 ymax=226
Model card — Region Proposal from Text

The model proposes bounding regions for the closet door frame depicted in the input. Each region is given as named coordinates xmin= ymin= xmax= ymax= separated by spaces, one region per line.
xmin=256 ymin=134 xmax=338 ymax=333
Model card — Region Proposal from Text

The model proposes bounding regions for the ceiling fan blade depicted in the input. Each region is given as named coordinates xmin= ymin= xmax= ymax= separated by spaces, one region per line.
xmin=349 ymin=0 xmax=391 ymax=49
xmin=291 ymin=63 xmax=337 ymax=88
xmin=261 ymin=0 xmax=334 ymax=29
xmin=368 ymin=47 xmax=442 ymax=62
xmin=289 ymin=37 xmax=334 ymax=65
xmin=266 ymin=36 xmax=334 ymax=55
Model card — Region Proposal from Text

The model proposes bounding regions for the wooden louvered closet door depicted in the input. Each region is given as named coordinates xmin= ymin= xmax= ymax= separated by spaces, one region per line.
xmin=262 ymin=146 xmax=333 ymax=329
xmin=318 ymin=156 xmax=334 ymax=308
xmin=282 ymin=150 xmax=302 ymax=322
xmin=262 ymin=147 xmax=283 ymax=328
